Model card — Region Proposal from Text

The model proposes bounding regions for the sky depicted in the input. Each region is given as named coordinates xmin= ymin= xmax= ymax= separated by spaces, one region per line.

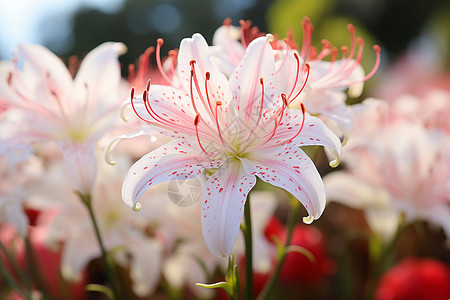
xmin=0 ymin=0 xmax=124 ymax=59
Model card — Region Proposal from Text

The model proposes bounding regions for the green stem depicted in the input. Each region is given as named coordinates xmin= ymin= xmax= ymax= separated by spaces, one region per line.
xmin=257 ymin=200 xmax=301 ymax=300
xmin=0 ymin=254 xmax=31 ymax=300
xmin=365 ymin=218 xmax=407 ymax=300
xmin=0 ymin=240 xmax=31 ymax=290
xmin=243 ymin=197 xmax=253 ymax=300
xmin=77 ymin=192 xmax=120 ymax=300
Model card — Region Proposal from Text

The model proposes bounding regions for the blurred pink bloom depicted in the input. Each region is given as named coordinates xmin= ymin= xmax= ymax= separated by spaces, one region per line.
xmin=29 ymin=156 xmax=164 ymax=297
xmin=325 ymin=96 xmax=450 ymax=239
xmin=0 ymin=42 xmax=126 ymax=194
xmin=211 ymin=18 xmax=381 ymax=142
xmin=121 ymin=33 xmax=342 ymax=257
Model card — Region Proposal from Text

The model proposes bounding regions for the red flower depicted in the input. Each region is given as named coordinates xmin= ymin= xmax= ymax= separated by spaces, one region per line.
xmin=376 ymin=258 xmax=450 ymax=300
xmin=265 ymin=216 xmax=336 ymax=285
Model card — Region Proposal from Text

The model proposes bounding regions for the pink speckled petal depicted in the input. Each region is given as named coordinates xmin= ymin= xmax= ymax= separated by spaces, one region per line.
xmin=201 ymin=159 xmax=256 ymax=257
xmin=122 ymin=140 xmax=224 ymax=210
xmin=241 ymin=144 xmax=325 ymax=223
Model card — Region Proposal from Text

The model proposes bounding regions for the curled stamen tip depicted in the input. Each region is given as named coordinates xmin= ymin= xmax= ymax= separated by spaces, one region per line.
xmin=157 ymin=38 xmax=164 ymax=45
xmin=347 ymin=24 xmax=355 ymax=33
xmin=356 ymin=37 xmax=364 ymax=45
xmin=223 ymin=17 xmax=232 ymax=26
xmin=302 ymin=16 xmax=311 ymax=25
xmin=133 ymin=202 xmax=142 ymax=212
xmin=266 ymin=34 xmax=274 ymax=42
xmin=104 ymin=148 xmax=116 ymax=166
xmin=216 ymin=101 xmax=222 ymax=106
xmin=373 ymin=45 xmax=381 ymax=52
xmin=303 ymin=215 xmax=314 ymax=224
xmin=120 ymin=102 xmax=130 ymax=122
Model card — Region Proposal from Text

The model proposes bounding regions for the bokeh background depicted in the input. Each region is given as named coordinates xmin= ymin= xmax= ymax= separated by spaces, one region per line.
xmin=1 ymin=0 xmax=449 ymax=72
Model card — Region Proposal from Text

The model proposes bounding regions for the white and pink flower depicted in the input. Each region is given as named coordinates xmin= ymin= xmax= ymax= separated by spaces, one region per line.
xmin=0 ymin=42 xmax=126 ymax=194
xmin=120 ymin=33 xmax=342 ymax=257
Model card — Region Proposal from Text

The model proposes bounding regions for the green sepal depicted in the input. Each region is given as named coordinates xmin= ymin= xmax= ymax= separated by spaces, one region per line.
xmin=196 ymin=254 xmax=240 ymax=300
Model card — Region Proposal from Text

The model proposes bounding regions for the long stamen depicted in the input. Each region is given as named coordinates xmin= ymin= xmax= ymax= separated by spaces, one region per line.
xmin=286 ymin=52 xmax=301 ymax=100
xmin=194 ymin=114 xmax=211 ymax=157
xmin=289 ymin=63 xmax=310 ymax=104
xmin=240 ymin=20 xmax=250 ymax=48
xmin=360 ymin=45 xmax=381 ymax=81
xmin=286 ymin=103 xmax=306 ymax=144
xmin=316 ymin=39 xmax=332 ymax=60
xmin=189 ymin=62 xmax=200 ymax=116
xmin=142 ymin=89 xmax=168 ymax=125
xmin=130 ymin=88 xmax=152 ymax=123
xmin=128 ymin=64 xmax=135 ymax=83
xmin=300 ymin=17 xmax=313 ymax=59
xmin=204 ymin=72 xmax=215 ymax=115
xmin=275 ymin=39 xmax=291 ymax=74
xmin=241 ymin=77 xmax=266 ymax=148
xmin=156 ymin=38 xmax=173 ymax=84
xmin=168 ymin=50 xmax=178 ymax=77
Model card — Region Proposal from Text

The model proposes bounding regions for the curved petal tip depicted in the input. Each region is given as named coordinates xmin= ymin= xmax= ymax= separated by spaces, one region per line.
xmin=266 ymin=34 xmax=274 ymax=42
xmin=329 ymin=157 xmax=341 ymax=168
xmin=133 ymin=202 xmax=142 ymax=212
xmin=303 ymin=215 xmax=314 ymax=224
xmin=115 ymin=42 xmax=128 ymax=55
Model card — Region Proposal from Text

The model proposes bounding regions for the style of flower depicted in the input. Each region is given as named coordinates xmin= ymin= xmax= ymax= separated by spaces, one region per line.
xmin=211 ymin=18 xmax=381 ymax=142
xmin=0 ymin=42 xmax=126 ymax=194
xmin=121 ymin=33 xmax=342 ymax=257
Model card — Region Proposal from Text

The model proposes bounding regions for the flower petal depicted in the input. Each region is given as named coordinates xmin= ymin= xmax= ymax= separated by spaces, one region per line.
xmin=252 ymin=109 xmax=342 ymax=167
xmin=58 ymin=141 xmax=98 ymax=194
xmin=293 ymin=111 xmax=342 ymax=167
xmin=127 ymin=239 xmax=163 ymax=296
xmin=241 ymin=145 xmax=326 ymax=223
xmin=201 ymin=159 xmax=256 ymax=257
xmin=133 ymin=88 xmax=222 ymax=146
xmin=178 ymin=33 xmax=232 ymax=109
xmin=122 ymin=140 xmax=224 ymax=210
xmin=228 ymin=36 xmax=278 ymax=127
xmin=211 ymin=24 xmax=245 ymax=77
xmin=15 ymin=43 xmax=73 ymax=101
xmin=73 ymin=42 xmax=126 ymax=106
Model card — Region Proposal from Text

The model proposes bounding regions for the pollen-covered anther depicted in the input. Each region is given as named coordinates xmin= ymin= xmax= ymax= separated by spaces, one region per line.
xmin=146 ymin=79 xmax=151 ymax=91
xmin=194 ymin=114 xmax=200 ymax=126
xmin=205 ymin=72 xmax=211 ymax=80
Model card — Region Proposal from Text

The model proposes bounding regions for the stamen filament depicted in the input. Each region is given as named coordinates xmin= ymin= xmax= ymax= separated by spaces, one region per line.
xmin=289 ymin=63 xmax=310 ymax=104
xmin=194 ymin=114 xmax=211 ymax=157
xmin=156 ymin=38 xmax=173 ymax=84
